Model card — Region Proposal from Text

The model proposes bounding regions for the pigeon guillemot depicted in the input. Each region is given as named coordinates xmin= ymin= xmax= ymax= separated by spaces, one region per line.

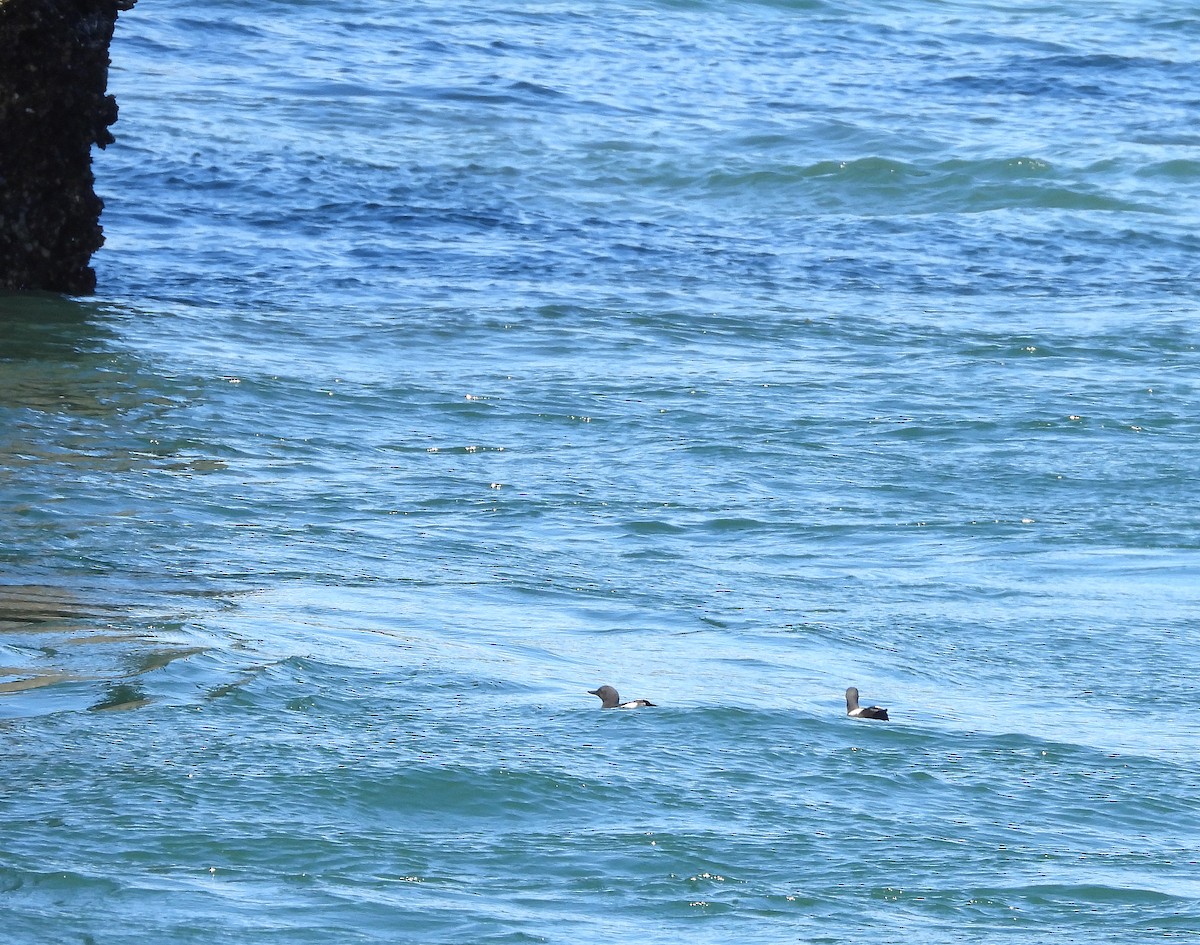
xmin=589 ymin=685 xmax=656 ymax=709
xmin=846 ymin=686 xmax=889 ymax=721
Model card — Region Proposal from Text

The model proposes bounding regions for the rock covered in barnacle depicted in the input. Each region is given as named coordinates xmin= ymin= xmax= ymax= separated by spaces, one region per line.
xmin=0 ymin=0 xmax=136 ymax=295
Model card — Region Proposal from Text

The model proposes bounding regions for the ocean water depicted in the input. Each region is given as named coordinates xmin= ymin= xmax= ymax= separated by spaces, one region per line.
xmin=3 ymin=0 xmax=1200 ymax=941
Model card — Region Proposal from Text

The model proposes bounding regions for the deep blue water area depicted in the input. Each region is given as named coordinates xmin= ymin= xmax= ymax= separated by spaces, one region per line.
xmin=2 ymin=1 xmax=1199 ymax=942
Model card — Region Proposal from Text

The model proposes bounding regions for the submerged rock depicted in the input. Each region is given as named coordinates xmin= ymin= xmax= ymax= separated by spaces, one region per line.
xmin=0 ymin=0 xmax=135 ymax=294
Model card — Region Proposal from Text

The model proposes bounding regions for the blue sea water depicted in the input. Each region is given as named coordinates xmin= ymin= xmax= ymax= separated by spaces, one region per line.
xmin=3 ymin=0 xmax=1200 ymax=941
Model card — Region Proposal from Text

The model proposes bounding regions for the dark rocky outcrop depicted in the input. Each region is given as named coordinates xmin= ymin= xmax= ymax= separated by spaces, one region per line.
xmin=0 ymin=0 xmax=134 ymax=295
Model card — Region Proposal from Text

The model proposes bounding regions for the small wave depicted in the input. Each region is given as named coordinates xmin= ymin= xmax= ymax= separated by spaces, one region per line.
xmin=1136 ymin=158 xmax=1200 ymax=180
xmin=695 ymin=154 xmax=1160 ymax=215
xmin=622 ymin=519 xmax=688 ymax=536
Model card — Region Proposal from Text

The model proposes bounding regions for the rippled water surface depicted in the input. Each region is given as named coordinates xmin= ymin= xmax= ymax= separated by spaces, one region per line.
xmin=3 ymin=1 xmax=1200 ymax=942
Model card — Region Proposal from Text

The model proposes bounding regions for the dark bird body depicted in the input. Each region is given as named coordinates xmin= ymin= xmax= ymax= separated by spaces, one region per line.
xmin=846 ymin=686 xmax=889 ymax=721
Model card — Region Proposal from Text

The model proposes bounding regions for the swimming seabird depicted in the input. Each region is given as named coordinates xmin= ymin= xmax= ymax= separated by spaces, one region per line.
xmin=589 ymin=685 xmax=656 ymax=709
xmin=846 ymin=686 xmax=889 ymax=721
